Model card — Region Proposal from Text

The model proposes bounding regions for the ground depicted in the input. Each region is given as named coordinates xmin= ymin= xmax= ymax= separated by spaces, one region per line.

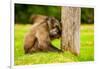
xmin=14 ymin=24 xmax=94 ymax=65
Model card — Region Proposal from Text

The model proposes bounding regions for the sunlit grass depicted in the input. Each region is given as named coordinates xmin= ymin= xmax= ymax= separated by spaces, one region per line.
xmin=14 ymin=24 xmax=94 ymax=65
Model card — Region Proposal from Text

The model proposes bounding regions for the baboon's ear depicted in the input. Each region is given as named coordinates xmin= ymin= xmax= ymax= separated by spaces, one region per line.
xmin=30 ymin=15 xmax=37 ymax=24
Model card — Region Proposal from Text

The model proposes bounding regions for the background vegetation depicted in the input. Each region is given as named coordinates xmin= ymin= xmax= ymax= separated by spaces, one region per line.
xmin=14 ymin=4 xmax=94 ymax=65
xmin=15 ymin=4 xmax=94 ymax=24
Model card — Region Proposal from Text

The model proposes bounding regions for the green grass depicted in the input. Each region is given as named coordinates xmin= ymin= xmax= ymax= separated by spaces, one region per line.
xmin=14 ymin=24 xmax=94 ymax=65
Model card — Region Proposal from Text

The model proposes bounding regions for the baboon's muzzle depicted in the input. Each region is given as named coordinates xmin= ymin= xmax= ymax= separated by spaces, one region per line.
xmin=50 ymin=27 xmax=61 ymax=39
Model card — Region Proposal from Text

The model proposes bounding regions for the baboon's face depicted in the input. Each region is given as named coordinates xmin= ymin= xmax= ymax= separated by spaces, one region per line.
xmin=47 ymin=17 xmax=61 ymax=39
xmin=30 ymin=15 xmax=61 ymax=39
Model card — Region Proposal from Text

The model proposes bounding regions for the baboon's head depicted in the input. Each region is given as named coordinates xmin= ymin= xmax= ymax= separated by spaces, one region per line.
xmin=47 ymin=17 xmax=61 ymax=39
xmin=30 ymin=14 xmax=61 ymax=39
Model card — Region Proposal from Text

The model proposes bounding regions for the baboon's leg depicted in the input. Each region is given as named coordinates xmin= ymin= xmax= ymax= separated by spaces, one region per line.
xmin=36 ymin=30 xmax=51 ymax=51
xmin=38 ymin=40 xmax=49 ymax=51
xmin=28 ymin=39 xmax=41 ymax=54
xmin=36 ymin=31 xmax=62 ymax=52
xmin=38 ymin=40 xmax=62 ymax=52
xmin=48 ymin=44 xmax=62 ymax=52
xmin=24 ymin=35 xmax=37 ymax=54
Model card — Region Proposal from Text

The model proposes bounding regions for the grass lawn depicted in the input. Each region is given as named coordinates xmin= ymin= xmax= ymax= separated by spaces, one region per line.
xmin=14 ymin=24 xmax=94 ymax=65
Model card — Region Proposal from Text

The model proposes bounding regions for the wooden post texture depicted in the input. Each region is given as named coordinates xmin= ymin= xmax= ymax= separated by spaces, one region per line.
xmin=61 ymin=7 xmax=81 ymax=55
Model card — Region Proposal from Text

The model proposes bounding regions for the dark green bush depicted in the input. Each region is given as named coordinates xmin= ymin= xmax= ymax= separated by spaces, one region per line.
xmin=15 ymin=3 xmax=94 ymax=24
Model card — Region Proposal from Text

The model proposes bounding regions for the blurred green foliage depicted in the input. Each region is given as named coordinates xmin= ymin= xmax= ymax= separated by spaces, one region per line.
xmin=81 ymin=8 xmax=94 ymax=24
xmin=15 ymin=4 xmax=94 ymax=24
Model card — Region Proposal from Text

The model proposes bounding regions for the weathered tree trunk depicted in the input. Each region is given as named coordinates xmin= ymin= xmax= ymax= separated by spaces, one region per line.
xmin=61 ymin=7 xmax=81 ymax=56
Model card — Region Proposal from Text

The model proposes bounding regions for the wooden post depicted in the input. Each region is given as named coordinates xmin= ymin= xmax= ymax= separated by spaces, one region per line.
xmin=61 ymin=6 xmax=81 ymax=56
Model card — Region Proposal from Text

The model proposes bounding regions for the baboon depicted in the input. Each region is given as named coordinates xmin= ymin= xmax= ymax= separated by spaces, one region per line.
xmin=24 ymin=15 xmax=62 ymax=54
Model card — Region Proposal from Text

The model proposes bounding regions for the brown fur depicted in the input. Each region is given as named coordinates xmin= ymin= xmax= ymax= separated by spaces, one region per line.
xmin=24 ymin=15 xmax=62 ymax=54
